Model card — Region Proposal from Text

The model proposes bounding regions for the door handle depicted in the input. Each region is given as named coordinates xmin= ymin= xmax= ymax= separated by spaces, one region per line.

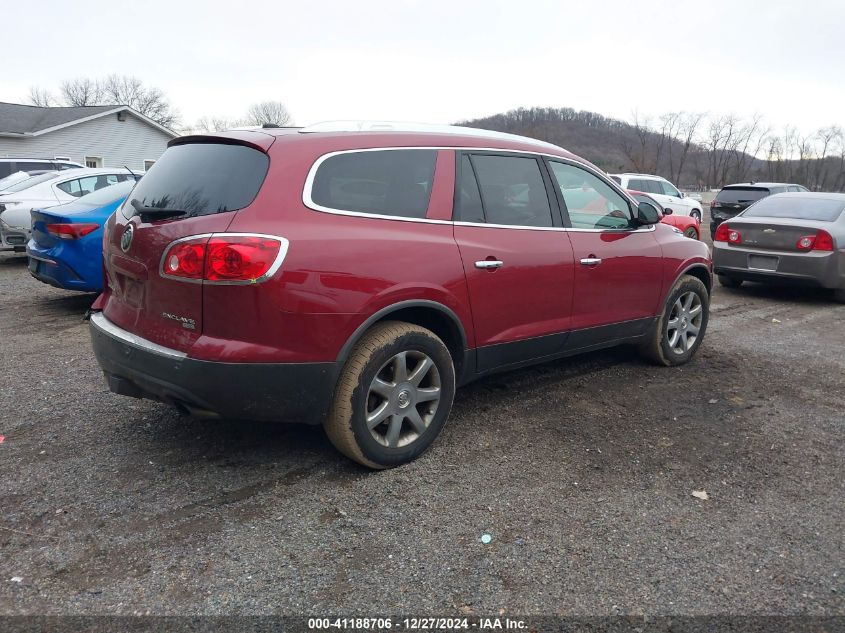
xmin=475 ymin=260 xmax=504 ymax=270
xmin=580 ymin=257 xmax=602 ymax=266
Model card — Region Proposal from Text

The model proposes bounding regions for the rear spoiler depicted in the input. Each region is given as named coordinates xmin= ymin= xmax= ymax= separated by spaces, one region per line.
xmin=169 ymin=131 xmax=276 ymax=153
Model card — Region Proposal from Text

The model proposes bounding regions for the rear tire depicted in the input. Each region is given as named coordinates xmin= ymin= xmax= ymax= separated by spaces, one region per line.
xmin=639 ymin=275 xmax=709 ymax=367
xmin=833 ymin=288 xmax=845 ymax=304
xmin=691 ymin=210 xmax=702 ymax=222
xmin=683 ymin=226 xmax=699 ymax=240
xmin=324 ymin=321 xmax=456 ymax=469
xmin=718 ymin=275 xmax=743 ymax=289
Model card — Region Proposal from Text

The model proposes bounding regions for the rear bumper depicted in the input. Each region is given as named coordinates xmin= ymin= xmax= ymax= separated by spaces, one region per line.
xmin=27 ymin=246 xmax=101 ymax=292
xmin=713 ymin=243 xmax=844 ymax=289
xmin=89 ymin=312 xmax=336 ymax=424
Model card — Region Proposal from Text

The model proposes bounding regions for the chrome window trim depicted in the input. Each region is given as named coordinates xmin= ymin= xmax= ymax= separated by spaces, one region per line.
xmin=90 ymin=312 xmax=187 ymax=359
xmin=158 ymin=232 xmax=290 ymax=285
xmin=302 ymin=146 xmax=648 ymax=233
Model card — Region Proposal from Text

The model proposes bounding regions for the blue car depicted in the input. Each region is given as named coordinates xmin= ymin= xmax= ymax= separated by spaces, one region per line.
xmin=27 ymin=180 xmax=136 ymax=292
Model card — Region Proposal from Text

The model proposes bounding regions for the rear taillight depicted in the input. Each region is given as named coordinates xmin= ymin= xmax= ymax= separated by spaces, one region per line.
xmin=796 ymin=230 xmax=834 ymax=252
xmin=714 ymin=223 xmax=741 ymax=243
xmin=47 ymin=223 xmax=100 ymax=239
xmin=161 ymin=234 xmax=288 ymax=284
xmin=710 ymin=199 xmax=720 ymax=209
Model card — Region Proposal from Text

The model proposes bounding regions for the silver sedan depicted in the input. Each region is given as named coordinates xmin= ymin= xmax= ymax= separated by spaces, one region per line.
xmin=712 ymin=192 xmax=845 ymax=303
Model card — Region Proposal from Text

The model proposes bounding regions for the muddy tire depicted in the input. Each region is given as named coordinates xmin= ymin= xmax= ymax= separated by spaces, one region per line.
xmin=324 ymin=321 xmax=455 ymax=469
xmin=639 ymin=275 xmax=710 ymax=367
xmin=718 ymin=274 xmax=743 ymax=288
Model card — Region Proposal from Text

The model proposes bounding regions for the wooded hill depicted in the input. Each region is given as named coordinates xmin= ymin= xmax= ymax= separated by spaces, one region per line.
xmin=459 ymin=107 xmax=845 ymax=191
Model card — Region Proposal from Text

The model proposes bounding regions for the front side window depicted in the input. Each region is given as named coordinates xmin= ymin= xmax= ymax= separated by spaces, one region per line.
xmin=310 ymin=149 xmax=436 ymax=219
xmin=549 ymin=161 xmax=634 ymax=230
xmin=468 ymin=154 xmax=553 ymax=227
xmin=659 ymin=180 xmax=681 ymax=197
xmin=17 ymin=161 xmax=51 ymax=172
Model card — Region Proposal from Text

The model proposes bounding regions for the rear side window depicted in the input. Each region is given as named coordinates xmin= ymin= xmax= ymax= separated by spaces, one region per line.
xmin=743 ymin=196 xmax=845 ymax=222
xmin=124 ymin=143 xmax=269 ymax=219
xmin=717 ymin=187 xmax=769 ymax=204
xmin=469 ymin=154 xmax=553 ymax=227
xmin=57 ymin=174 xmax=123 ymax=197
xmin=3 ymin=172 xmax=59 ymax=193
xmin=310 ymin=149 xmax=436 ymax=219
xmin=456 ymin=155 xmax=485 ymax=223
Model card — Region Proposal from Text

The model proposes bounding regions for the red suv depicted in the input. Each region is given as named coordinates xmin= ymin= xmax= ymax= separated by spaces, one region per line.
xmin=90 ymin=122 xmax=712 ymax=468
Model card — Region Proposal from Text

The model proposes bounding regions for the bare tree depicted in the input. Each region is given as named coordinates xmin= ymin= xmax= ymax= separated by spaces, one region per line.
xmin=27 ymin=86 xmax=55 ymax=107
xmin=621 ymin=110 xmax=654 ymax=173
xmin=26 ymin=75 xmax=179 ymax=129
xmin=99 ymin=75 xmax=178 ymax=128
xmin=674 ymin=112 xmax=705 ymax=185
xmin=245 ymin=101 xmax=292 ymax=127
xmin=59 ymin=78 xmax=103 ymax=106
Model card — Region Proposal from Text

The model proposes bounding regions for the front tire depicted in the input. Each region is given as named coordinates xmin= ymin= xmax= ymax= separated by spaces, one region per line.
xmin=639 ymin=275 xmax=709 ymax=367
xmin=718 ymin=274 xmax=744 ymax=288
xmin=324 ymin=321 xmax=456 ymax=469
xmin=683 ymin=226 xmax=699 ymax=240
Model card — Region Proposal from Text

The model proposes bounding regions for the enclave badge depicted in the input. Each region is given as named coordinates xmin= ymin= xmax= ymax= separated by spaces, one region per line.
xmin=120 ymin=224 xmax=134 ymax=252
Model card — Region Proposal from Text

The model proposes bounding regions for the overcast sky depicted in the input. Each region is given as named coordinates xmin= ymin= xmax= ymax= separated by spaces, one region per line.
xmin=4 ymin=0 xmax=844 ymax=132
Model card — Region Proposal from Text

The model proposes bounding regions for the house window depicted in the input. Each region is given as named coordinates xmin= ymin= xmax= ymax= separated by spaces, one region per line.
xmin=143 ymin=159 xmax=156 ymax=171
xmin=85 ymin=156 xmax=103 ymax=168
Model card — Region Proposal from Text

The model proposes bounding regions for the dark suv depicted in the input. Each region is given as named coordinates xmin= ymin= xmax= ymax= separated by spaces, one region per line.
xmin=710 ymin=182 xmax=808 ymax=236
xmin=90 ymin=122 xmax=712 ymax=468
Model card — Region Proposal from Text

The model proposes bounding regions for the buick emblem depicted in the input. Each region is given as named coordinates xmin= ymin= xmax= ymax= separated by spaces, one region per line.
xmin=120 ymin=224 xmax=134 ymax=252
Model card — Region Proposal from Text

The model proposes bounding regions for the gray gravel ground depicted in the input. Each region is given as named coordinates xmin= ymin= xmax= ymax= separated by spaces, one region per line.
xmin=0 ymin=232 xmax=843 ymax=617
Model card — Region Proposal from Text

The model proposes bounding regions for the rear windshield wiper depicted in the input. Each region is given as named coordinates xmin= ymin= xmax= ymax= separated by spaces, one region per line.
xmin=130 ymin=199 xmax=187 ymax=220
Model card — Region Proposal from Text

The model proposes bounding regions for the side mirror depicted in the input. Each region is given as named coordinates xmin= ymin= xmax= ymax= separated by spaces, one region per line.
xmin=637 ymin=201 xmax=662 ymax=225
xmin=663 ymin=207 xmax=674 ymax=215
xmin=679 ymin=191 xmax=685 ymax=198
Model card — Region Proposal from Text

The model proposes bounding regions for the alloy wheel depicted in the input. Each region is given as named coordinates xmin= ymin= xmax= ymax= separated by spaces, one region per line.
xmin=365 ymin=351 xmax=442 ymax=448
xmin=666 ymin=291 xmax=703 ymax=355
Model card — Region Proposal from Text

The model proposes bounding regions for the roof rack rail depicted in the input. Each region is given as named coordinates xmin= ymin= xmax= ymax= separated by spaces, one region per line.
xmin=298 ymin=120 xmax=565 ymax=151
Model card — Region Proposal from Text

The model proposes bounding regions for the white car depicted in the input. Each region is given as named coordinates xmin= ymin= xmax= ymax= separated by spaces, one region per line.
xmin=610 ymin=173 xmax=704 ymax=221
xmin=0 ymin=167 xmax=140 ymax=250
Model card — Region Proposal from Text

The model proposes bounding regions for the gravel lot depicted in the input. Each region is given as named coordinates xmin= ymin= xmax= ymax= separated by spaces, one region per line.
xmin=1 ymin=229 xmax=843 ymax=617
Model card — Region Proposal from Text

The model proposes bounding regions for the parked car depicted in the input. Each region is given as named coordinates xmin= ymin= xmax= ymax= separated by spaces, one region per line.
xmin=710 ymin=182 xmax=808 ymax=237
xmin=610 ymin=173 xmax=704 ymax=221
xmin=0 ymin=158 xmax=83 ymax=179
xmin=713 ymin=192 xmax=845 ymax=302
xmin=0 ymin=168 xmax=140 ymax=250
xmin=27 ymin=180 xmax=137 ymax=292
xmin=89 ymin=122 xmax=712 ymax=468
xmin=628 ymin=190 xmax=700 ymax=239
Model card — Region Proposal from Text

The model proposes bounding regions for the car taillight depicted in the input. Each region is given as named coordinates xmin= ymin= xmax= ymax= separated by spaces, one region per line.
xmin=714 ymin=223 xmax=741 ymax=243
xmin=161 ymin=234 xmax=287 ymax=284
xmin=796 ymin=230 xmax=834 ymax=252
xmin=46 ymin=223 xmax=100 ymax=239
xmin=710 ymin=199 xmax=720 ymax=209
xmin=164 ymin=241 xmax=206 ymax=279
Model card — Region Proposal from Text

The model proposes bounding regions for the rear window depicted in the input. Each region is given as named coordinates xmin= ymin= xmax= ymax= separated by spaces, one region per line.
xmin=124 ymin=143 xmax=269 ymax=219
xmin=743 ymin=196 xmax=845 ymax=222
xmin=74 ymin=179 xmax=136 ymax=206
xmin=310 ymin=149 xmax=436 ymax=218
xmin=716 ymin=187 xmax=769 ymax=204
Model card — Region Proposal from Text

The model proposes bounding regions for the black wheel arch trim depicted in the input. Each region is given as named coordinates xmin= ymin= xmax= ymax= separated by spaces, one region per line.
xmin=677 ymin=262 xmax=713 ymax=292
xmin=336 ymin=299 xmax=470 ymax=370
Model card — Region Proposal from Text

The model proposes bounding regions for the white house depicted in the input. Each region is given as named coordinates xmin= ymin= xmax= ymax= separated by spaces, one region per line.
xmin=0 ymin=102 xmax=178 ymax=172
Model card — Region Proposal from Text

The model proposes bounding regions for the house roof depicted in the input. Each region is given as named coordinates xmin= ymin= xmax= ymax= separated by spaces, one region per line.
xmin=0 ymin=102 xmax=178 ymax=138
